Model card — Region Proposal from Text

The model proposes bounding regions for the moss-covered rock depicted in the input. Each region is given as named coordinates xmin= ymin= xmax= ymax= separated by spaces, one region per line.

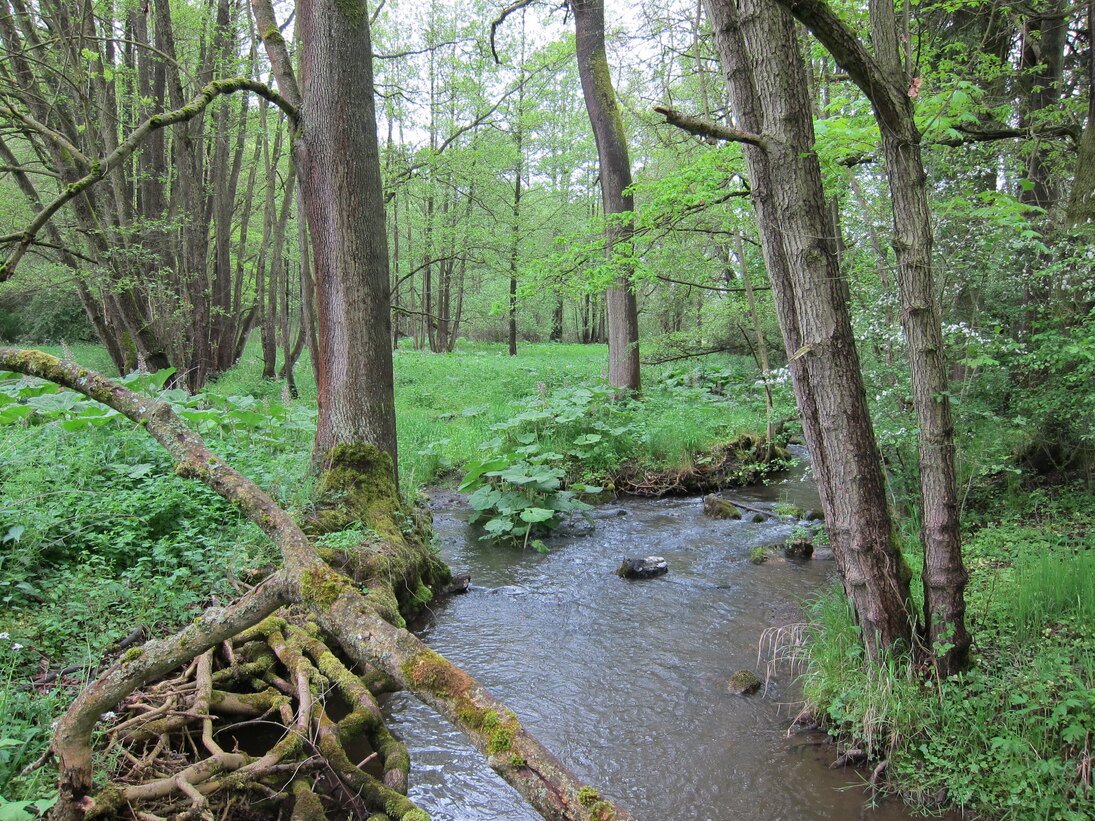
xmin=727 ymin=670 xmax=762 ymax=695
xmin=703 ymin=494 xmax=742 ymax=520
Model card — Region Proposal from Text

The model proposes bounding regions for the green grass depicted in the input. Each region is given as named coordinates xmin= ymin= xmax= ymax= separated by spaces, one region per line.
xmin=795 ymin=494 xmax=1095 ymax=821
xmin=0 ymin=340 xmax=773 ymax=807
xmin=212 ymin=340 xmax=772 ymax=490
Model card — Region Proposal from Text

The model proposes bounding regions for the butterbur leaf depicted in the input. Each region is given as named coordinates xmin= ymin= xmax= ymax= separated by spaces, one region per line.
xmin=458 ymin=456 xmax=509 ymax=491
xmin=0 ymin=406 xmax=34 ymax=424
xmin=484 ymin=517 xmax=514 ymax=534
xmin=467 ymin=486 xmax=501 ymax=511
xmin=519 ymin=507 xmax=555 ymax=523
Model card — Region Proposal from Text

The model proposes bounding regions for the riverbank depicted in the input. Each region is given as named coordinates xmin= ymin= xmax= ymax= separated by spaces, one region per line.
xmin=1 ymin=342 xmax=1090 ymax=820
xmin=795 ymin=486 xmax=1095 ymax=821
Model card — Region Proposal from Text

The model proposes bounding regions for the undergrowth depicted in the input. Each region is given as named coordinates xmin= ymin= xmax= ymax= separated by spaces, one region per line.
xmin=795 ymin=490 xmax=1095 ymax=821
xmin=0 ymin=341 xmax=772 ymax=811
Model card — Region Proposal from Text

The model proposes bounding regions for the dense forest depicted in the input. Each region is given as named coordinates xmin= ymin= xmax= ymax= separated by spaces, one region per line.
xmin=0 ymin=0 xmax=1093 ymax=819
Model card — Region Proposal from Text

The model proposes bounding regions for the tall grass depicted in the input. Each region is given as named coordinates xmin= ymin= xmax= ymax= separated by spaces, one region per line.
xmin=794 ymin=501 xmax=1095 ymax=821
xmin=1008 ymin=548 xmax=1095 ymax=642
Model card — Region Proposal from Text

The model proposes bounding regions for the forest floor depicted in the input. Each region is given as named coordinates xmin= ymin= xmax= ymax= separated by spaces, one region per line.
xmin=0 ymin=340 xmax=1091 ymax=820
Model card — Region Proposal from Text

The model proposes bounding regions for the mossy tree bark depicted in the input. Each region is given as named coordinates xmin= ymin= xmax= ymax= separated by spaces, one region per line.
xmin=0 ymin=349 xmax=634 ymax=821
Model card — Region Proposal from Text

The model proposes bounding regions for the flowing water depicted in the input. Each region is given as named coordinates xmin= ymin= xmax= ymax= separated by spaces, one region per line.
xmin=386 ymin=453 xmax=955 ymax=821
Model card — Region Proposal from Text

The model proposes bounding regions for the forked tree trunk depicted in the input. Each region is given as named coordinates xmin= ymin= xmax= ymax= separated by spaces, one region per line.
xmin=773 ymin=0 xmax=970 ymax=674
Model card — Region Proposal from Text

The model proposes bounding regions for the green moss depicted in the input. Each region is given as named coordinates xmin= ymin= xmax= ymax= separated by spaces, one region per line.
xmin=578 ymin=786 xmax=601 ymax=806
xmin=121 ymin=647 xmax=143 ymax=663
xmin=411 ymin=581 xmax=433 ymax=606
xmin=456 ymin=705 xmax=484 ymax=728
xmin=509 ymin=754 xmax=526 ymax=768
xmin=86 ymin=786 xmax=126 ymax=818
xmin=401 ymin=811 xmax=430 ymax=821
xmin=588 ymin=800 xmax=617 ymax=821
xmin=314 ymin=443 xmax=402 ymax=536
xmin=290 ymin=779 xmax=327 ymax=821
xmin=300 ymin=565 xmax=352 ymax=608
xmin=481 ymin=708 xmax=517 ymax=753
xmin=401 ymin=649 xmax=460 ymax=697
xmin=335 ymin=0 xmax=368 ymax=28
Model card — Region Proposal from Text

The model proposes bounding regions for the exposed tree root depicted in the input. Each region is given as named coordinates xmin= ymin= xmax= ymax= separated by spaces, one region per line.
xmin=0 ymin=349 xmax=633 ymax=821
xmin=612 ymin=434 xmax=790 ymax=496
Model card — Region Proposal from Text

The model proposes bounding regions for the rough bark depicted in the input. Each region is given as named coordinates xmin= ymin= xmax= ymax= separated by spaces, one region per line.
xmin=701 ymin=0 xmax=915 ymax=661
xmin=1066 ymin=0 xmax=1095 ymax=226
xmin=772 ymin=0 xmax=970 ymax=674
xmin=0 ymin=349 xmax=634 ymax=821
xmin=292 ymin=0 xmax=398 ymax=470
xmin=570 ymin=0 xmax=642 ymax=394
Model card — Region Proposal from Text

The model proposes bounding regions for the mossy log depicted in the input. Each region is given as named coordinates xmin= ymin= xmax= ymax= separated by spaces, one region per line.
xmin=0 ymin=349 xmax=633 ymax=821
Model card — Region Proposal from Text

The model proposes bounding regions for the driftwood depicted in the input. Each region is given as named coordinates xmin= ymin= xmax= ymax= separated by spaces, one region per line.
xmin=0 ymin=349 xmax=632 ymax=821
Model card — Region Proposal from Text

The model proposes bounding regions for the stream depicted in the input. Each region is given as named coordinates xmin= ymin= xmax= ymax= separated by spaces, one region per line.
xmin=386 ymin=453 xmax=955 ymax=820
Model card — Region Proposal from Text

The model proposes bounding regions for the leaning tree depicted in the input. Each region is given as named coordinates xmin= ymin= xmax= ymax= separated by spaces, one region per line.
xmin=0 ymin=0 xmax=632 ymax=818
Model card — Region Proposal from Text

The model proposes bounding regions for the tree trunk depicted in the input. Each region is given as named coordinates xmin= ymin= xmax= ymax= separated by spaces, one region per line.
xmin=703 ymin=0 xmax=915 ymax=661
xmin=1066 ymin=0 xmax=1095 ymax=227
xmin=294 ymin=0 xmax=398 ymax=470
xmin=772 ymin=0 xmax=970 ymax=673
xmin=570 ymin=0 xmax=641 ymax=394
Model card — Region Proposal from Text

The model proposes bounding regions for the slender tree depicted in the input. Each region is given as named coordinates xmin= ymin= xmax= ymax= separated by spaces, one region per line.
xmin=775 ymin=0 xmax=970 ymax=674
xmin=570 ymin=0 xmax=642 ymax=392
xmin=681 ymin=0 xmax=916 ymax=661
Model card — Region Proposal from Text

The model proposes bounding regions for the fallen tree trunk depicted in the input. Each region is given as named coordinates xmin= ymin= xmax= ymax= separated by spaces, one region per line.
xmin=0 ymin=349 xmax=633 ymax=821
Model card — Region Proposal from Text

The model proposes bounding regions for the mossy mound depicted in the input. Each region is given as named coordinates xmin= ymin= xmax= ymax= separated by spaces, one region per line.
xmin=307 ymin=443 xmax=450 ymax=623
xmin=703 ymin=494 xmax=742 ymax=520
xmin=613 ymin=435 xmax=786 ymax=497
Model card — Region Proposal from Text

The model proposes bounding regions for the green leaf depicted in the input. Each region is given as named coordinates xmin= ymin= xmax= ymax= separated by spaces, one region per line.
xmin=0 ymin=406 xmax=34 ymax=424
xmin=466 ymin=486 xmax=501 ymax=511
xmin=459 ymin=456 xmax=510 ymax=491
xmin=572 ymin=433 xmax=602 ymax=446
xmin=519 ymin=507 xmax=555 ymax=523
xmin=0 ymin=803 xmax=35 ymax=821
xmin=483 ymin=517 xmax=514 ymax=534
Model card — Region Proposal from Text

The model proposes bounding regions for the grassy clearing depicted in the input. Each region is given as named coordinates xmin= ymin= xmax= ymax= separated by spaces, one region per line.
xmin=209 ymin=340 xmax=776 ymax=490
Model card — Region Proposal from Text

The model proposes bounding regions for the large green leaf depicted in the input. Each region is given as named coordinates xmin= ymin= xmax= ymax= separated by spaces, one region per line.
xmin=519 ymin=507 xmax=555 ymax=523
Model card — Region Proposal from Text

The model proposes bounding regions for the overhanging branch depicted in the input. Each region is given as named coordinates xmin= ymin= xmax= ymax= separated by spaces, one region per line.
xmin=653 ymin=106 xmax=769 ymax=149
xmin=0 ymin=78 xmax=297 ymax=284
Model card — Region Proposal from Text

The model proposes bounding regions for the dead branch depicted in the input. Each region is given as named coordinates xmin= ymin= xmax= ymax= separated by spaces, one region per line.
xmin=653 ymin=105 xmax=769 ymax=148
